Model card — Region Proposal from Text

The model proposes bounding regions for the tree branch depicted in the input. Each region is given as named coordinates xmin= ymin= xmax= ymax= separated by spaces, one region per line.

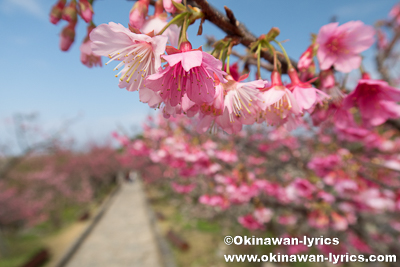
xmin=190 ymin=0 xmax=297 ymax=73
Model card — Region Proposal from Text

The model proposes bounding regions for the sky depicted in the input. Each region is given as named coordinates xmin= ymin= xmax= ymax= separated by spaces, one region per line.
xmin=1 ymin=0 xmax=398 ymax=153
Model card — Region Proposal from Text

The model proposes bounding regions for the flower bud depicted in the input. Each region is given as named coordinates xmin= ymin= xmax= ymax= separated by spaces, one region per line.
xmin=49 ymin=0 xmax=66 ymax=25
xmin=298 ymin=44 xmax=314 ymax=71
xmin=129 ymin=0 xmax=150 ymax=29
xmin=163 ymin=0 xmax=182 ymax=14
xmin=265 ymin=27 xmax=280 ymax=40
xmin=154 ymin=0 xmax=164 ymax=17
xmin=179 ymin=41 xmax=192 ymax=52
xmin=79 ymin=0 xmax=94 ymax=23
xmin=62 ymin=0 xmax=78 ymax=23
xmin=60 ymin=22 xmax=76 ymax=51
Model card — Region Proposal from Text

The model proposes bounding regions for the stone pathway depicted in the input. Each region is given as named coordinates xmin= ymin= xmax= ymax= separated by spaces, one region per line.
xmin=66 ymin=180 xmax=163 ymax=267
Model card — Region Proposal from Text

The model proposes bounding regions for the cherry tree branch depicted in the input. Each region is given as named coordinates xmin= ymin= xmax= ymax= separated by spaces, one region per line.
xmin=189 ymin=0 xmax=297 ymax=73
xmin=128 ymin=0 xmax=297 ymax=73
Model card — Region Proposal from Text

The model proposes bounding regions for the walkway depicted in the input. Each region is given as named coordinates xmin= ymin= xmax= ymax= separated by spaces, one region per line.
xmin=65 ymin=180 xmax=163 ymax=267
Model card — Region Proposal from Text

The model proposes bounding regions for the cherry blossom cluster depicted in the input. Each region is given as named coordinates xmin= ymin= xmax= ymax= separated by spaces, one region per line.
xmin=114 ymin=112 xmax=400 ymax=258
xmin=1 ymin=139 xmax=122 ymax=228
xmin=49 ymin=0 xmax=400 ymax=134
xmin=50 ymin=0 xmax=100 ymax=67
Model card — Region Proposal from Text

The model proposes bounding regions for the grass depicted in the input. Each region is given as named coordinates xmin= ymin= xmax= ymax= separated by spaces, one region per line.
xmin=0 ymin=233 xmax=45 ymax=267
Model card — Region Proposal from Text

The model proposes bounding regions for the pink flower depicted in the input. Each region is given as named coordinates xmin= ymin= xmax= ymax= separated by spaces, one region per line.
xmin=171 ymin=182 xmax=196 ymax=194
xmin=308 ymin=154 xmax=341 ymax=177
xmin=317 ymin=191 xmax=335 ymax=203
xmin=260 ymin=70 xmax=300 ymax=119
xmin=163 ymin=0 xmax=182 ymax=14
xmin=78 ymin=0 xmax=94 ymax=23
xmin=238 ymin=214 xmax=264 ymax=230
xmin=377 ymin=29 xmax=388 ymax=50
xmin=318 ymin=69 xmax=344 ymax=101
xmin=223 ymin=75 xmax=266 ymax=124
xmin=60 ymin=23 xmax=76 ymax=51
xmin=343 ymin=73 xmax=400 ymax=126
xmin=215 ymin=150 xmax=238 ymax=163
xmin=199 ymin=195 xmax=229 ymax=209
xmin=111 ymin=132 xmax=130 ymax=146
xmin=141 ymin=0 xmax=180 ymax=47
xmin=215 ymin=108 xmax=243 ymax=134
xmin=277 ymin=214 xmax=297 ymax=225
xmin=286 ymin=178 xmax=316 ymax=199
xmin=90 ymin=22 xmax=168 ymax=91
xmin=80 ymin=40 xmax=102 ymax=68
xmin=80 ymin=25 xmax=101 ymax=68
xmin=195 ymin=85 xmax=224 ymax=133
xmin=298 ymin=44 xmax=315 ymax=71
xmin=357 ymin=188 xmax=395 ymax=211
xmin=129 ymin=0 xmax=149 ymax=29
xmin=62 ymin=0 xmax=78 ymax=23
xmin=287 ymin=68 xmax=329 ymax=113
xmin=298 ymin=44 xmax=316 ymax=82
xmin=316 ymin=21 xmax=375 ymax=73
xmin=139 ymin=88 xmax=163 ymax=108
xmin=49 ymin=0 xmax=66 ymax=25
xmin=389 ymin=3 xmax=400 ymax=25
xmin=308 ymin=210 xmax=329 ymax=229
xmin=141 ymin=17 xmax=180 ymax=47
xmin=226 ymin=184 xmax=259 ymax=204
xmin=253 ymin=207 xmax=273 ymax=224
xmin=145 ymin=43 xmax=227 ymax=107
xmin=331 ymin=212 xmax=348 ymax=231
xmin=348 ymin=233 xmax=372 ymax=253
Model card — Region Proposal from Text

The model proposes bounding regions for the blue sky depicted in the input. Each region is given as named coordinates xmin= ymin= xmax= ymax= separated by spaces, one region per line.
xmin=1 ymin=0 xmax=398 ymax=152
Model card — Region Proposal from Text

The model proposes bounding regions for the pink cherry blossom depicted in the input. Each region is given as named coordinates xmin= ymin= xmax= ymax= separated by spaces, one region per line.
xmin=141 ymin=17 xmax=180 ymax=47
xmin=80 ymin=24 xmax=101 ymax=68
xmin=316 ymin=21 xmax=375 ymax=73
xmin=139 ymin=88 xmax=163 ymax=108
xmin=80 ymin=40 xmax=102 ymax=68
xmin=389 ymin=3 xmax=400 ymax=25
xmin=298 ymin=44 xmax=315 ymax=71
xmin=195 ymin=90 xmax=223 ymax=132
xmin=318 ymin=69 xmax=344 ymax=101
xmin=223 ymin=75 xmax=266 ymax=124
xmin=343 ymin=73 xmax=400 ymax=126
xmin=348 ymin=233 xmax=373 ymax=253
xmin=171 ymin=182 xmax=196 ymax=194
xmin=331 ymin=212 xmax=348 ymax=231
xmin=199 ymin=194 xmax=229 ymax=209
xmin=78 ymin=0 xmax=94 ymax=23
xmin=145 ymin=43 xmax=227 ymax=107
xmin=50 ymin=0 xmax=66 ymax=24
xmin=60 ymin=23 xmax=76 ymax=51
xmin=287 ymin=68 xmax=329 ymax=113
xmin=286 ymin=178 xmax=316 ymax=199
xmin=62 ymin=0 xmax=78 ymax=23
xmin=277 ymin=214 xmax=297 ymax=225
xmin=253 ymin=207 xmax=273 ymax=224
xmin=377 ymin=29 xmax=388 ymax=50
xmin=90 ymin=22 xmax=168 ymax=92
xmin=238 ymin=214 xmax=264 ymax=230
xmin=308 ymin=210 xmax=329 ymax=229
xmin=129 ymin=0 xmax=149 ymax=29
xmin=260 ymin=70 xmax=300 ymax=120
xmin=163 ymin=0 xmax=182 ymax=14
